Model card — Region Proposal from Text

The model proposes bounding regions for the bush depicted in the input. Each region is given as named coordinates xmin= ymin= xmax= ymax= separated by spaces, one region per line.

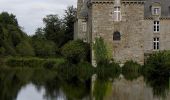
xmin=56 ymin=61 xmax=78 ymax=80
xmin=93 ymin=37 xmax=109 ymax=64
xmin=0 ymin=47 xmax=5 ymax=56
xmin=43 ymin=60 xmax=57 ymax=69
xmin=61 ymin=40 xmax=90 ymax=63
xmin=123 ymin=60 xmax=141 ymax=72
xmin=143 ymin=51 xmax=170 ymax=77
xmin=44 ymin=58 xmax=65 ymax=69
xmin=76 ymin=61 xmax=94 ymax=81
xmin=143 ymin=51 xmax=170 ymax=98
xmin=32 ymin=39 xmax=56 ymax=57
xmin=122 ymin=60 xmax=142 ymax=80
xmin=16 ymin=41 xmax=35 ymax=56
xmin=96 ymin=60 xmax=120 ymax=80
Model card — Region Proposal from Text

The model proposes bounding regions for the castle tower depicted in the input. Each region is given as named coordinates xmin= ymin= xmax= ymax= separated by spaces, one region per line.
xmin=74 ymin=0 xmax=89 ymax=42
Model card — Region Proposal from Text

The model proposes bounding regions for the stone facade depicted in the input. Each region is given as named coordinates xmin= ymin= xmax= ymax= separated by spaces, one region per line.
xmin=74 ymin=0 xmax=170 ymax=65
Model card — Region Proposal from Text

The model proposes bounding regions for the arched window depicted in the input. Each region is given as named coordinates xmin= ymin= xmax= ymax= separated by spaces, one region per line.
xmin=113 ymin=31 xmax=121 ymax=40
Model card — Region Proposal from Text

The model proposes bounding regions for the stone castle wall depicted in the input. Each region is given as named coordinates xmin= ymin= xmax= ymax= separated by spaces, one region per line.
xmin=143 ymin=19 xmax=170 ymax=53
xmin=91 ymin=2 xmax=145 ymax=64
xmin=75 ymin=0 xmax=170 ymax=65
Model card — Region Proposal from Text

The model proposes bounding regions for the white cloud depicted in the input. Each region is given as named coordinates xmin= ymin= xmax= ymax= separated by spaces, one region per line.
xmin=0 ymin=0 xmax=77 ymax=35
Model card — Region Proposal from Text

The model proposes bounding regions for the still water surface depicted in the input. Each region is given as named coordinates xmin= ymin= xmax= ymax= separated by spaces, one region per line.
xmin=0 ymin=68 xmax=169 ymax=100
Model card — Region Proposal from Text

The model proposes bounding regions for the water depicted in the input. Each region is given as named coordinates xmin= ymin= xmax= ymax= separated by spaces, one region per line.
xmin=0 ymin=68 xmax=169 ymax=100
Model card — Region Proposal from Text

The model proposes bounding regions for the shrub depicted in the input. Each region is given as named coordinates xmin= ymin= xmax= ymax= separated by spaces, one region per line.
xmin=123 ymin=60 xmax=141 ymax=72
xmin=32 ymin=39 xmax=56 ymax=57
xmin=56 ymin=61 xmax=78 ymax=80
xmin=0 ymin=47 xmax=5 ymax=56
xmin=44 ymin=58 xmax=66 ymax=69
xmin=122 ymin=60 xmax=142 ymax=80
xmin=76 ymin=61 xmax=94 ymax=81
xmin=93 ymin=37 xmax=109 ymax=64
xmin=143 ymin=51 xmax=170 ymax=98
xmin=16 ymin=41 xmax=35 ymax=56
xmin=143 ymin=51 xmax=170 ymax=77
xmin=96 ymin=60 xmax=120 ymax=80
xmin=43 ymin=60 xmax=57 ymax=69
xmin=61 ymin=40 xmax=90 ymax=63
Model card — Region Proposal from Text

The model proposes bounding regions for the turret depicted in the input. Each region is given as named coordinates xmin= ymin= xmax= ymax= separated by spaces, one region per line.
xmin=77 ymin=0 xmax=84 ymax=18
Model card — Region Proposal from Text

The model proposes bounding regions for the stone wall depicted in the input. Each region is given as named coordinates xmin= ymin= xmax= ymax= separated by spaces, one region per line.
xmin=91 ymin=2 xmax=145 ymax=64
xmin=143 ymin=19 xmax=170 ymax=53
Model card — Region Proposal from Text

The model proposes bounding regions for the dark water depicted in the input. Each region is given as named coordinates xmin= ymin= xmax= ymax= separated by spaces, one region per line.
xmin=0 ymin=68 xmax=169 ymax=100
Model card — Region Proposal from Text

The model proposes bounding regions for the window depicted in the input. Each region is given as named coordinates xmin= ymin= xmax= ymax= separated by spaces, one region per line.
xmin=113 ymin=31 xmax=121 ymax=40
xmin=82 ymin=22 xmax=87 ymax=32
xmin=153 ymin=8 xmax=160 ymax=15
xmin=154 ymin=21 xmax=159 ymax=32
xmin=114 ymin=7 xmax=121 ymax=21
xmin=153 ymin=37 xmax=159 ymax=50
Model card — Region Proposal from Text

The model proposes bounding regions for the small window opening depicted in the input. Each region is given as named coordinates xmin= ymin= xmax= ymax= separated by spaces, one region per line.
xmin=113 ymin=31 xmax=121 ymax=40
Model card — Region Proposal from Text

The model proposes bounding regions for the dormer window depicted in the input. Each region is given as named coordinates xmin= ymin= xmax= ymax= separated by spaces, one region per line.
xmin=153 ymin=7 xmax=160 ymax=15
xmin=151 ymin=2 xmax=161 ymax=16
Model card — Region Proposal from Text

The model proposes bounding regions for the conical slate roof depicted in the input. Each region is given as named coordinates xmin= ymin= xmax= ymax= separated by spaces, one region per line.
xmin=79 ymin=0 xmax=89 ymax=18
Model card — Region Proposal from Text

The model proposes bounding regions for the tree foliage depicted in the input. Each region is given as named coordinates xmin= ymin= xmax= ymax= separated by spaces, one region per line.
xmin=0 ymin=12 xmax=33 ymax=56
xmin=64 ymin=6 xmax=77 ymax=42
xmin=16 ymin=41 xmax=35 ymax=56
xmin=61 ymin=40 xmax=90 ymax=63
xmin=93 ymin=37 xmax=109 ymax=64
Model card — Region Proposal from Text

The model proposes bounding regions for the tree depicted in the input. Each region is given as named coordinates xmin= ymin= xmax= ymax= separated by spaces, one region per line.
xmin=16 ymin=41 xmax=35 ymax=56
xmin=0 ymin=12 xmax=18 ymax=26
xmin=93 ymin=37 xmax=109 ymax=64
xmin=32 ymin=28 xmax=46 ymax=40
xmin=0 ymin=12 xmax=31 ymax=56
xmin=63 ymin=6 xmax=77 ymax=43
xmin=43 ymin=14 xmax=64 ymax=47
xmin=61 ymin=40 xmax=90 ymax=63
xmin=32 ymin=39 xmax=56 ymax=57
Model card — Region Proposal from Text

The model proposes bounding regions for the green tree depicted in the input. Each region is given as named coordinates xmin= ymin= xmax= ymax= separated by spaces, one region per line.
xmin=93 ymin=37 xmax=109 ymax=64
xmin=0 ymin=12 xmax=18 ymax=26
xmin=61 ymin=40 xmax=90 ymax=63
xmin=32 ymin=39 xmax=56 ymax=57
xmin=0 ymin=12 xmax=31 ymax=56
xmin=33 ymin=28 xmax=46 ymax=40
xmin=63 ymin=6 xmax=76 ymax=43
xmin=43 ymin=14 xmax=65 ymax=47
xmin=16 ymin=41 xmax=35 ymax=56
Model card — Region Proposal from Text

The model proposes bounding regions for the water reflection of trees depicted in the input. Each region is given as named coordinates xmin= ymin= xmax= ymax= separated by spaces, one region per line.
xmin=0 ymin=62 xmax=169 ymax=100
xmin=0 ymin=68 xmax=91 ymax=100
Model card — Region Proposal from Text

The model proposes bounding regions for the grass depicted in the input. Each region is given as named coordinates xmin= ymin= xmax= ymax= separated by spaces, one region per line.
xmin=5 ymin=57 xmax=66 ymax=68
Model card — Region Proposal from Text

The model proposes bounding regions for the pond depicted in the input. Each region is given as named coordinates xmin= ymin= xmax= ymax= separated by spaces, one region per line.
xmin=0 ymin=68 xmax=169 ymax=100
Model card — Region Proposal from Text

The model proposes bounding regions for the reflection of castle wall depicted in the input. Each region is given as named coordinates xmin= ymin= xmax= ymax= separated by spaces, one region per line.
xmin=104 ymin=77 xmax=170 ymax=100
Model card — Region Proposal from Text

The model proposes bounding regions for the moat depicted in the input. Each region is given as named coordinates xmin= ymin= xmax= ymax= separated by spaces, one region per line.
xmin=0 ymin=68 xmax=169 ymax=100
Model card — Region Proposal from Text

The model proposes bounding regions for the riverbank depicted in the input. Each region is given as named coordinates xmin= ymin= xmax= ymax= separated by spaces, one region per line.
xmin=1 ymin=57 xmax=66 ymax=69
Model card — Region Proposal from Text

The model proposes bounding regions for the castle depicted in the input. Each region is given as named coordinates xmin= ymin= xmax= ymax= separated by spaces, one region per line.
xmin=74 ymin=0 xmax=170 ymax=65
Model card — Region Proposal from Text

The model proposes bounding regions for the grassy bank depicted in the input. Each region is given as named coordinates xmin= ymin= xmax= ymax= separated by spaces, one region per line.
xmin=5 ymin=57 xmax=66 ymax=68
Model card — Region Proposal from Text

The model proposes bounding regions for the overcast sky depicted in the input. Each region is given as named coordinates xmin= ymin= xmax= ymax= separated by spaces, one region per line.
xmin=0 ymin=0 xmax=77 ymax=35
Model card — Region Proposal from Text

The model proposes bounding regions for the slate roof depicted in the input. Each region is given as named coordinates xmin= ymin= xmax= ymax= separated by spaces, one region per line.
xmin=79 ymin=0 xmax=170 ymax=18
xmin=79 ymin=0 xmax=89 ymax=18
xmin=144 ymin=0 xmax=170 ymax=18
